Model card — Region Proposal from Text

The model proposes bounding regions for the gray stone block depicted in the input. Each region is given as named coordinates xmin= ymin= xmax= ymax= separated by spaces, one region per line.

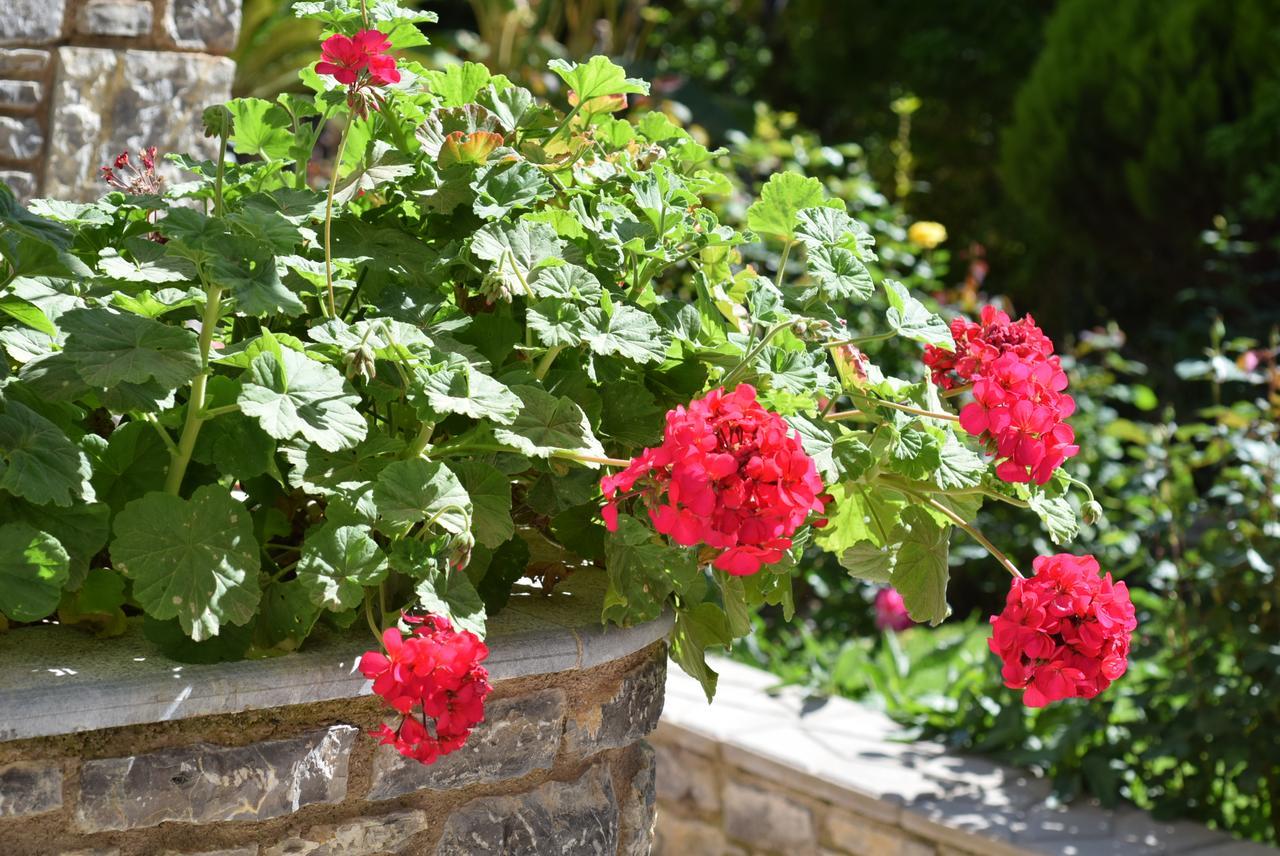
xmin=619 ymin=742 xmax=658 ymax=856
xmin=0 ymin=48 xmax=52 ymax=78
xmin=435 ymin=762 xmax=619 ymax=855
xmin=77 ymin=0 xmax=156 ymax=38
xmin=0 ymin=116 xmax=43 ymax=161
xmin=0 ymin=80 xmax=43 ymax=112
xmin=0 ymin=170 xmax=39 ymax=201
xmin=654 ymin=742 xmax=720 ymax=814
xmin=0 ymin=0 xmax=69 ymax=45
xmin=367 ymin=688 xmax=566 ymax=800
xmin=564 ymin=653 xmax=665 ymax=756
xmin=262 ymin=810 xmax=428 ymax=856
xmin=45 ymin=47 xmax=233 ymax=201
xmin=163 ymin=0 xmax=242 ymax=53
xmin=75 ymin=725 xmax=358 ymax=831
xmin=0 ymin=761 xmax=63 ymax=817
xmin=722 ymin=781 xmax=816 ymax=852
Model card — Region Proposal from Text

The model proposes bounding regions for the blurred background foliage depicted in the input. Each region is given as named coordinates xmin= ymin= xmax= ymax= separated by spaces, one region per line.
xmin=233 ymin=0 xmax=1280 ymax=842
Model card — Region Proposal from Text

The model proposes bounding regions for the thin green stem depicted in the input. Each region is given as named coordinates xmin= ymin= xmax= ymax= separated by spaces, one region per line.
xmin=213 ymin=129 xmax=228 ymax=218
xmin=546 ymin=104 xmax=581 ymax=144
xmin=200 ymin=403 xmax=240 ymax=420
xmin=323 ymin=122 xmax=353 ymax=319
xmin=909 ymin=490 xmax=1024 ymax=579
xmin=878 ymin=474 xmax=1030 ymax=509
xmin=941 ymin=383 xmax=973 ymax=399
xmin=140 ymin=414 xmax=179 ymax=457
xmin=775 ymin=240 xmax=794 ymax=292
xmin=829 ymin=391 xmax=959 ymax=423
xmin=551 ymin=450 xmax=631 ymax=468
xmin=826 ymin=331 xmax=895 ymax=349
xmin=533 ymin=344 xmax=565 ymax=380
xmin=824 ymin=409 xmax=877 ymax=423
xmin=722 ymin=321 xmax=791 ymax=389
xmin=164 ymin=283 xmax=224 ymax=495
xmin=364 ymin=589 xmax=382 ymax=643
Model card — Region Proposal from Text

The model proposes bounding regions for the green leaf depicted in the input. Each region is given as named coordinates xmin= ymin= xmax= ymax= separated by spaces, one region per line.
xmin=0 ymin=295 xmax=56 ymax=336
xmin=887 ymin=426 xmax=942 ymax=481
xmin=0 ymin=400 xmax=93 ymax=507
xmin=60 ymin=308 xmax=201 ymax=389
xmin=547 ymin=56 xmax=650 ymax=102
xmin=599 ymin=381 xmax=663 ymax=447
xmin=0 ymin=183 xmax=71 ymax=248
xmin=0 ymin=523 xmax=69 ymax=622
xmin=191 ymin=412 xmax=277 ymax=479
xmin=583 ymin=305 xmax=671 ymax=365
xmin=409 ymin=352 xmax=522 ymax=425
xmin=1029 ymin=493 xmax=1079 ymax=545
xmin=334 ymin=141 xmax=416 ymax=204
xmin=934 ymin=433 xmax=985 ymax=490
xmin=414 ymin=565 xmax=487 ymax=638
xmin=253 ymin=579 xmax=321 ymax=653
xmin=450 ymin=461 xmax=513 ymax=549
xmin=807 ymin=245 xmax=874 ymax=301
xmin=530 ymin=263 xmax=602 ymax=301
xmin=0 ymin=496 xmax=108 ymax=585
xmin=143 ymin=615 xmax=252 ymax=663
xmin=471 ymin=220 xmax=565 ymax=300
xmin=297 ymin=522 xmax=388 ymax=612
xmin=493 ymin=385 xmax=606 ymax=460
xmin=883 ymin=280 xmax=953 ymax=348
xmin=527 ymin=299 xmax=584 ymax=348
xmin=209 ymin=252 xmax=305 ymax=317
xmin=227 ymin=97 xmax=294 ymax=159
xmin=795 ymin=206 xmax=876 ymax=258
xmin=602 ymin=515 xmax=699 ymax=625
xmin=473 ymin=535 xmax=528 ymax=614
xmin=746 ymin=172 xmax=827 ymax=241
xmin=424 ymin=62 xmax=494 ymax=107
xmin=111 ymin=485 xmax=262 ymax=641
xmin=838 ymin=540 xmax=895 ymax=583
xmin=89 ymin=420 xmax=170 ymax=513
xmin=892 ymin=506 xmax=950 ymax=626
xmin=816 ymin=484 xmax=905 ymax=553
xmin=98 ymin=245 xmax=196 ymax=284
xmin=238 ymin=347 xmax=367 ymax=452
xmin=669 ymin=601 xmax=733 ymax=702
xmin=373 ymin=458 xmax=472 ymax=537
xmin=472 ymin=160 xmax=553 ymax=220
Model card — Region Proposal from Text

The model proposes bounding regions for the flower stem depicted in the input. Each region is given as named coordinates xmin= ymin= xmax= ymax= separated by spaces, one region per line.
xmin=826 ymin=330 xmax=894 ymax=349
xmin=775 ymin=240 xmax=794 ymax=292
xmin=165 ymin=283 xmax=224 ymax=495
xmin=827 ymin=392 xmax=959 ymax=423
xmin=364 ymin=588 xmax=382 ymax=643
xmin=213 ymin=128 xmax=227 ymax=218
xmin=550 ymin=450 xmax=632 ymax=468
xmin=722 ymin=321 xmax=791 ymax=389
xmin=941 ymin=383 xmax=973 ymax=398
xmin=404 ymin=421 xmax=434 ymax=460
xmin=323 ymin=122 xmax=353 ymax=319
xmin=914 ymin=492 xmax=1024 ymax=579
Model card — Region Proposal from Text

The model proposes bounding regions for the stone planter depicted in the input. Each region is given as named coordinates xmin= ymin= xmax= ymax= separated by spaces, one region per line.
xmin=0 ymin=574 xmax=669 ymax=855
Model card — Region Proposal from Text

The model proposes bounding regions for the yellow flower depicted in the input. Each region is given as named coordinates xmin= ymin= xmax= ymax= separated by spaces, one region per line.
xmin=908 ymin=221 xmax=947 ymax=249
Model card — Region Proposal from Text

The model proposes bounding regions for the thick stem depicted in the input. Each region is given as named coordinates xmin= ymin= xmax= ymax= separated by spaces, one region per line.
xmin=323 ymin=123 xmax=353 ymax=319
xmin=404 ymin=421 xmax=434 ymax=460
xmin=213 ymin=130 xmax=227 ymax=218
xmin=914 ymin=491 xmax=1024 ymax=579
xmin=533 ymin=344 xmax=565 ymax=380
xmin=165 ymin=284 xmax=224 ymax=495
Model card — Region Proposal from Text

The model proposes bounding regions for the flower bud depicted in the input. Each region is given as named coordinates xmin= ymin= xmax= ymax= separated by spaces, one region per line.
xmin=1082 ymin=500 xmax=1104 ymax=526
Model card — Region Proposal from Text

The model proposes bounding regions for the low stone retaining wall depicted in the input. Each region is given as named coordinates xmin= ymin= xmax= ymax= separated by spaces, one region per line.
xmin=653 ymin=657 xmax=1274 ymax=856
xmin=0 ymin=579 xmax=668 ymax=855
xmin=0 ymin=0 xmax=239 ymax=200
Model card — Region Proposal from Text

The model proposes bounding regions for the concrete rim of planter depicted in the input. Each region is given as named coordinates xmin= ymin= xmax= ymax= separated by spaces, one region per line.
xmin=0 ymin=571 xmax=672 ymax=743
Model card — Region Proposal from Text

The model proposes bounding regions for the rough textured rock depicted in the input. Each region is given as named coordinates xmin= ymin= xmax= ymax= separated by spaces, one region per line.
xmin=161 ymin=849 xmax=260 ymax=856
xmin=0 ymin=80 xmax=43 ymax=112
xmin=564 ymin=653 xmax=665 ymax=756
xmin=0 ymin=49 xmax=52 ymax=77
xmin=0 ymin=0 xmax=69 ymax=45
xmin=654 ymin=743 xmax=720 ymax=814
xmin=0 ymin=116 xmax=44 ymax=161
xmin=435 ymin=763 xmax=619 ymax=855
xmin=163 ymin=0 xmax=243 ymax=53
xmin=723 ymin=782 xmax=816 ymax=853
xmin=75 ymin=725 xmax=358 ymax=832
xmin=0 ymin=170 xmax=39 ymax=200
xmin=77 ymin=0 xmax=156 ymax=38
xmin=653 ymin=814 xmax=727 ymax=855
xmin=367 ymin=689 xmax=566 ymax=801
xmin=262 ymin=810 xmax=428 ymax=856
xmin=44 ymin=47 xmax=234 ymax=200
xmin=0 ymin=761 xmax=63 ymax=817
xmin=619 ymin=743 xmax=658 ymax=856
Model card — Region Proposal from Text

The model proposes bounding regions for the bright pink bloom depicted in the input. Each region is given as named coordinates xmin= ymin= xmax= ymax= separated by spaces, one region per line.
xmin=358 ymin=613 xmax=491 ymax=764
xmin=316 ymin=29 xmax=399 ymax=116
xmin=874 ymin=587 xmax=914 ymax=632
xmin=926 ymin=307 xmax=1078 ymax=485
xmin=988 ymin=554 xmax=1137 ymax=707
xmin=601 ymin=385 xmax=828 ymax=576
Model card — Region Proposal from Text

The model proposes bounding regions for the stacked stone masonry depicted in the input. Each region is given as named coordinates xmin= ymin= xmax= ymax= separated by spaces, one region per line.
xmin=0 ymin=0 xmax=239 ymax=201
xmin=0 ymin=641 xmax=665 ymax=855
xmin=652 ymin=657 xmax=1276 ymax=856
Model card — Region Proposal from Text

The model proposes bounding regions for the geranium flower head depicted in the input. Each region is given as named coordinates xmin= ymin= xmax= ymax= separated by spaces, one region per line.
xmin=316 ymin=28 xmax=400 ymax=109
xmin=601 ymin=385 xmax=827 ymax=576
xmin=874 ymin=587 xmax=914 ymax=632
xmin=988 ymin=554 xmax=1137 ymax=707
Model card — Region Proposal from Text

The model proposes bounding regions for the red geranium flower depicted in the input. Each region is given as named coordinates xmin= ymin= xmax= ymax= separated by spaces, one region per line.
xmin=874 ymin=587 xmax=914 ymax=632
xmin=601 ymin=385 xmax=828 ymax=576
xmin=358 ymin=613 xmax=491 ymax=764
xmin=316 ymin=29 xmax=400 ymax=116
xmin=988 ymin=554 xmax=1136 ymax=707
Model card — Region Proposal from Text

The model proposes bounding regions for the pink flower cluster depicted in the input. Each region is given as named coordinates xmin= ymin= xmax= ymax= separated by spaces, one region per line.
xmin=925 ymin=307 xmax=1079 ymax=484
xmin=874 ymin=587 xmax=914 ymax=632
xmin=100 ymin=147 xmax=162 ymax=195
xmin=601 ymin=385 xmax=828 ymax=576
xmin=358 ymin=614 xmax=491 ymax=764
xmin=989 ymin=554 xmax=1137 ymax=707
xmin=316 ymin=30 xmax=399 ymax=116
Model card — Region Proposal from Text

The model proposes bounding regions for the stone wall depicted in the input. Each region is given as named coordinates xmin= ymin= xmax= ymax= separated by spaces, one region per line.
xmin=0 ymin=640 xmax=665 ymax=855
xmin=0 ymin=0 xmax=238 ymax=201
xmin=653 ymin=657 xmax=1274 ymax=856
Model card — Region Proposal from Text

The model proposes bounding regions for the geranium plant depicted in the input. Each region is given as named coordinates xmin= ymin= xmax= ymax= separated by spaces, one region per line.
xmin=0 ymin=0 xmax=1130 ymax=763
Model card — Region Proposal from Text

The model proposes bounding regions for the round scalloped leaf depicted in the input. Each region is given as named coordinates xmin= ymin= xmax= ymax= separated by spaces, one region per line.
xmin=0 ymin=523 xmax=69 ymax=622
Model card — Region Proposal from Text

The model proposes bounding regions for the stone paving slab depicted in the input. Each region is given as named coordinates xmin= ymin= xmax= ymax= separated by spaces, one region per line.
xmin=660 ymin=656 xmax=1278 ymax=855
xmin=0 ymin=574 xmax=671 ymax=742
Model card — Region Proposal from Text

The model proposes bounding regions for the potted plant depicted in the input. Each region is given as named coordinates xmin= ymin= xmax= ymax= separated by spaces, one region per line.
xmin=0 ymin=0 xmax=1133 ymax=767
